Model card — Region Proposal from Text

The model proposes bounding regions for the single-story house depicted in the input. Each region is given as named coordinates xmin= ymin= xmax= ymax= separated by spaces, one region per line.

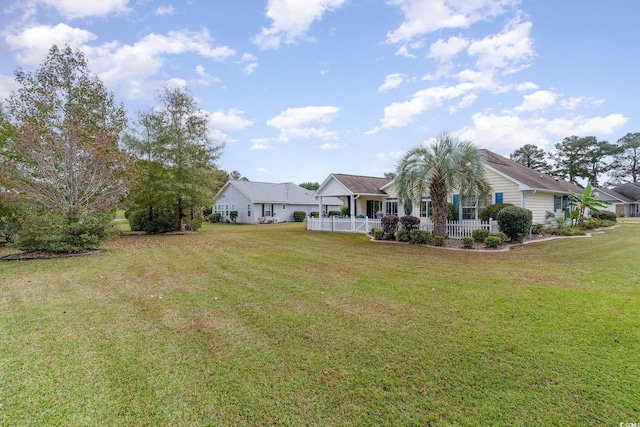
xmin=213 ymin=180 xmax=342 ymax=224
xmin=598 ymin=183 xmax=640 ymax=217
xmin=314 ymin=150 xmax=585 ymax=225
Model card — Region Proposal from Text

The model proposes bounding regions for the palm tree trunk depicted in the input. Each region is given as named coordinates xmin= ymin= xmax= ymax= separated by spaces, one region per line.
xmin=430 ymin=180 xmax=448 ymax=237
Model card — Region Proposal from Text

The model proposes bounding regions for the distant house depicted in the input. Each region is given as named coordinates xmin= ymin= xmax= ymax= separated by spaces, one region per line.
xmin=213 ymin=180 xmax=342 ymax=224
xmin=598 ymin=183 xmax=640 ymax=217
xmin=314 ymin=150 xmax=584 ymax=225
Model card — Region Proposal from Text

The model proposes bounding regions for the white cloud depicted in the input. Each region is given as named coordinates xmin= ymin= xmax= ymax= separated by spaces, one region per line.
xmin=429 ymin=36 xmax=469 ymax=63
xmin=321 ymin=143 xmax=340 ymax=150
xmin=250 ymin=139 xmax=272 ymax=150
xmin=386 ymin=0 xmax=516 ymax=44
xmin=375 ymin=153 xmax=387 ymax=161
xmin=267 ymin=105 xmax=339 ymax=128
xmin=5 ymin=23 xmax=97 ymax=65
xmin=267 ymin=106 xmax=340 ymax=142
xmin=210 ymin=130 xmax=236 ymax=145
xmin=239 ymin=53 xmax=258 ymax=75
xmin=455 ymin=112 xmax=628 ymax=152
xmin=253 ymin=0 xmax=346 ymax=49
xmin=513 ymin=90 xmax=558 ymax=112
xmin=515 ymin=81 xmax=539 ymax=92
xmin=257 ymin=167 xmax=268 ymax=174
xmin=468 ymin=18 xmax=534 ymax=73
xmin=36 ymin=0 xmax=129 ymax=19
xmin=194 ymin=64 xmax=220 ymax=86
xmin=155 ymin=5 xmax=175 ymax=16
xmin=209 ymin=109 xmax=253 ymax=131
xmin=378 ymin=73 xmax=406 ymax=92
xmin=164 ymin=77 xmax=187 ymax=89
xmin=560 ymin=97 xmax=583 ymax=110
xmin=395 ymin=45 xmax=416 ymax=58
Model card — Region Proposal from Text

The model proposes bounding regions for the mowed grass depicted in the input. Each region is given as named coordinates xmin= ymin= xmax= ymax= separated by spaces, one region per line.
xmin=1 ymin=222 xmax=639 ymax=425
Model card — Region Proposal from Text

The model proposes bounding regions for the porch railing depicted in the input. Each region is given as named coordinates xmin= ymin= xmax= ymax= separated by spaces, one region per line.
xmin=307 ymin=217 xmax=498 ymax=239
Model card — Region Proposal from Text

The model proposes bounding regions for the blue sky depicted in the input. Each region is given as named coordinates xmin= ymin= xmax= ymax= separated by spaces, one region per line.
xmin=1 ymin=0 xmax=638 ymax=184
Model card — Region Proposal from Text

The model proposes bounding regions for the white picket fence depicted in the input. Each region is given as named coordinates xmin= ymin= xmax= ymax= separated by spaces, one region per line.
xmin=307 ymin=217 xmax=498 ymax=239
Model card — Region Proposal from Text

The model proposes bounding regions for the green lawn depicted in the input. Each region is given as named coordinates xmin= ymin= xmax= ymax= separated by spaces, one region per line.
xmin=1 ymin=222 xmax=638 ymax=425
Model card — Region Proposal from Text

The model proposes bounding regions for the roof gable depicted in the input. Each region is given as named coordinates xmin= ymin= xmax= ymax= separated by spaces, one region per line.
xmin=482 ymin=150 xmax=583 ymax=194
xmin=331 ymin=173 xmax=391 ymax=195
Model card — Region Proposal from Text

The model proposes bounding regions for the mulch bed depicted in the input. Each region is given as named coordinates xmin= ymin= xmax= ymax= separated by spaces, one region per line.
xmin=1 ymin=249 xmax=103 ymax=261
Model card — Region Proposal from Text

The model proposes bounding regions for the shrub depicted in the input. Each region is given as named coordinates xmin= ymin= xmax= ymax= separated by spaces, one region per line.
xmin=11 ymin=209 xmax=117 ymax=253
xmin=310 ymin=211 xmax=319 ymax=218
xmin=373 ymin=228 xmax=384 ymax=240
xmin=381 ymin=215 xmax=399 ymax=239
xmin=293 ymin=211 xmax=306 ymax=222
xmin=484 ymin=235 xmax=501 ymax=248
xmin=462 ymin=236 xmax=474 ymax=249
xmin=340 ymin=206 xmax=350 ymax=216
xmin=596 ymin=219 xmax=615 ymax=228
xmin=497 ymin=206 xmax=533 ymax=243
xmin=396 ymin=228 xmax=410 ymax=242
xmin=124 ymin=209 xmax=131 ymax=220
xmin=203 ymin=206 xmax=212 ymax=217
xmin=479 ymin=203 xmax=513 ymax=221
xmin=531 ymin=223 xmax=545 ymax=235
xmin=328 ymin=210 xmax=341 ymax=217
xmin=129 ymin=208 xmax=177 ymax=233
xmin=208 ymin=212 xmax=222 ymax=223
xmin=399 ymin=215 xmax=421 ymax=237
xmin=411 ymin=229 xmax=432 ymax=245
xmin=432 ymin=235 xmax=446 ymax=247
xmin=489 ymin=232 xmax=507 ymax=244
xmin=593 ymin=210 xmax=616 ymax=222
xmin=184 ymin=209 xmax=204 ymax=231
xmin=229 ymin=210 xmax=238 ymax=223
xmin=471 ymin=228 xmax=490 ymax=243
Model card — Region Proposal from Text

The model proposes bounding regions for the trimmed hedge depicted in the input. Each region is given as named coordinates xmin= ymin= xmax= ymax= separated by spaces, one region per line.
xmin=293 ymin=211 xmax=306 ymax=222
xmin=479 ymin=203 xmax=513 ymax=222
xmin=411 ymin=230 xmax=432 ymax=245
xmin=497 ymin=206 xmax=532 ymax=243
xmin=471 ymin=228 xmax=490 ymax=243
xmin=381 ymin=215 xmax=399 ymax=239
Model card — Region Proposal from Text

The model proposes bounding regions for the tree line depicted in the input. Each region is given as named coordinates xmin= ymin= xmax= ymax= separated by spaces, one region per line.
xmin=509 ymin=134 xmax=640 ymax=187
xmin=0 ymin=45 xmax=245 ymax=253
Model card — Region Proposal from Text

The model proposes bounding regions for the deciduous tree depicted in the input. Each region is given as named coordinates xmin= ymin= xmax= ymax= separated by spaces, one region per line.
xmin=0 ymin=45 xmax=133 ymax=251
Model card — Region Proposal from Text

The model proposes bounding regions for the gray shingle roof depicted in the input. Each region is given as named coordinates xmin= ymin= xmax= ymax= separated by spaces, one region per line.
xmin=612 ymin=182 xmax=640 ymax=202
xmin=482 ymin=150 xmax=584 ymax=194
xmin=225 ymin=181 xmax=340 ymax=205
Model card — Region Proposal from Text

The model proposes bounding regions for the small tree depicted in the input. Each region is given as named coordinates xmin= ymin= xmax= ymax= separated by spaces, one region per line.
xmin=567 ymin=184 xmax=610 ymax=228
xmin=1 ymin=45 xmax=133 ymax=252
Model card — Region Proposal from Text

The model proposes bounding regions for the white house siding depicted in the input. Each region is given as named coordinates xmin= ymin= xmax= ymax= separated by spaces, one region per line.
xmin=322 ymin=178 xmax=350 ymax=197
xmin=214 ymin=186 xmax=252 ymax=223
xmin=523 ymin=191 xmax=555 ymax=224
xmin=484 ymin=169 xmax=521 ymax=206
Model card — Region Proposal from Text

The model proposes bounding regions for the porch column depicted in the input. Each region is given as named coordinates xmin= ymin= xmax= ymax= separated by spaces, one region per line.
xmin=318 ymin=196 xmax=323 ymax=230
xmin=350 ymin=194 xmax=355 ymax=217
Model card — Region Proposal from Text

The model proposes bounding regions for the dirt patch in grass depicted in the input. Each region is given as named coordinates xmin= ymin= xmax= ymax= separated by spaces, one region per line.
xmin=0 ymin=249 xmax=103 ymax=261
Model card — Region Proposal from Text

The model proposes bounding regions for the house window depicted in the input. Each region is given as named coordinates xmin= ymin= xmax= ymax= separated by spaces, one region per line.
xmin=282 ymin=204 xmax=286 ymax=210
xmin=225 ymin=205 xmax=229 ymax=216
xmin=232 ymin=204 xmax=235 ymax=212
xmin=420 ymin=200 xmax=431 ymax=217
xmin=263 ymin=204 xmax=272 ymax=217
xmin=461 ymin=195 xmax=478 ymax=220
xmin=385 ymin=199 xmax=398 ymax=216
xmin=247 ymin=204 xmax=251 ymax=217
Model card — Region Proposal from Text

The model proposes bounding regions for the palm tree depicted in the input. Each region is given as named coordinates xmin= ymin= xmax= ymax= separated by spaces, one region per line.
xmin=395 ymin=133 xmax=490 ymax=237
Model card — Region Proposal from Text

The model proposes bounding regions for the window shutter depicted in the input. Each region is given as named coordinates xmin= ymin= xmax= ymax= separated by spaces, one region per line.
xmin=453 ymin=194 xmax=459 ymax=207
xmin=495 ymin=192 xmax=503 ymax=204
